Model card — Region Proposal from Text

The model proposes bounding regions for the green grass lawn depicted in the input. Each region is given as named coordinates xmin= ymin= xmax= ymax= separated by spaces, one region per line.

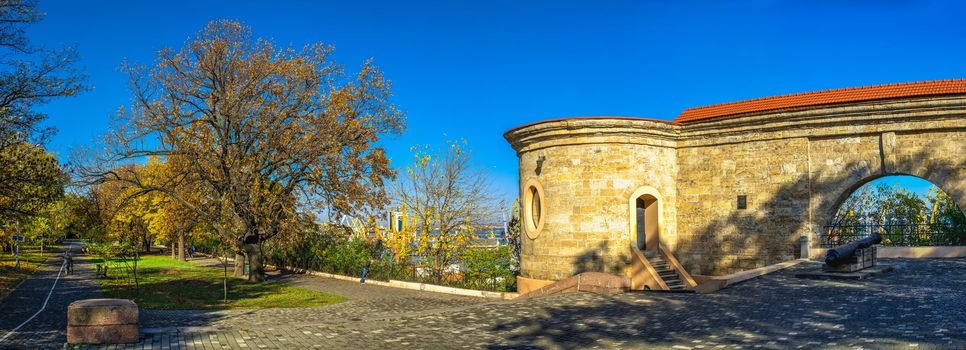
xmin=0 ymin=244 xmax=51 ymax=300
xmin=92 ymin=255 xmax=345 ymax=310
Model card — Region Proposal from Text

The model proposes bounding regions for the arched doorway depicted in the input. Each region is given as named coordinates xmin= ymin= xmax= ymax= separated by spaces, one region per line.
xmin=824 ymin=175 xmax=966 ymax=247
xmin=635 ymin=195 xmax=659 ymax=251
xmin=629 ymin=186 xmax=663 ymax=252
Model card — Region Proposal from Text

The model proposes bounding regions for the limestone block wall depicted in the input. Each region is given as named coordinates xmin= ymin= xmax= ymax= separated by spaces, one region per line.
xmin=506 ymin=95 xmax=966 ymax=282
xmin=893 ymin=130 xmax=966 ymax=211
xmin=675 ymin=138 xmax=810 ymax=275
xmin=677 ymin=96 xmax=966 ymax=274
xmin=508 ymin=118 xmax=679 ymax=282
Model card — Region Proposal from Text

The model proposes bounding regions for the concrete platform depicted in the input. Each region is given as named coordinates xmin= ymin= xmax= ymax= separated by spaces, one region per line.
xmin=794 ymin=264 xmax=895 ymax=280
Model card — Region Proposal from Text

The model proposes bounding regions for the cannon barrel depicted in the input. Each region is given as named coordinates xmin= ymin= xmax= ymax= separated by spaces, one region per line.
xmin=824 ymin=233 xmax=882 ymax=266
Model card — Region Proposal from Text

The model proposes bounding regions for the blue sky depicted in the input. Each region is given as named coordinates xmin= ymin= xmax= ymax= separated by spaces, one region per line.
xmin=28 ymin=1 xmax=964 ymax=203
xmin=872 ymin=176 xmax=934 ymax=199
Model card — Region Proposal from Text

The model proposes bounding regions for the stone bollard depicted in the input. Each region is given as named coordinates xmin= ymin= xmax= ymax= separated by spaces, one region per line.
xmin=67 ymin=299 xmax=139 ymax=344
xmin=800 ymin=235 xmax=810 ymax=259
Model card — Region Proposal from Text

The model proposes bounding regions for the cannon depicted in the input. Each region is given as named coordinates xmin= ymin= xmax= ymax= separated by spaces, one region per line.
xmin=824 ymin=233 xmax=882 ymax=266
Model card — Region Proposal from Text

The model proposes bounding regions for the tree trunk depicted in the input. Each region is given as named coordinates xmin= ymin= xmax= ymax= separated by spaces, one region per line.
xmin=170 ymin=239 xmax=176 ymax=259
xmin=233 ymin=252 xmax=245 ymax=277
xmin=223 ymin=250 xmax=229 ymax=302
xmin=133 ymin=249 xmax=140 ymax=294
xmin=177 ymin=234 xmax=185 ymax=261
xmin=243 ymin=243 xmax=265 ymax=282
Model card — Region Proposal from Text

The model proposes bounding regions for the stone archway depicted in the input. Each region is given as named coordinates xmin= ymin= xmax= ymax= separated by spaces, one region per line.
xmin=809 ymin=137 xmax=966 ymax=253
xmin=815 ymin=172 xmax=966 ymax=246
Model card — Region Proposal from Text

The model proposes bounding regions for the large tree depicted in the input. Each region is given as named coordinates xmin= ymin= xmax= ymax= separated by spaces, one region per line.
xmin=91 ymin=20 xmax=404 ymax=281
xmin=0 ymin=0 xmax=84 ymax=219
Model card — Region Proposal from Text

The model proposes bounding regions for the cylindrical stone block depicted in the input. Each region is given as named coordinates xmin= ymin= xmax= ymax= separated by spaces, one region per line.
xmin=67 ymin=298 xmax=139 ymax=344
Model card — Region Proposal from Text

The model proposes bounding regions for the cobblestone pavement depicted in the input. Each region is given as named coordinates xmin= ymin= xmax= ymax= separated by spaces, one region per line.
xmin=76 ymin=258 xmax=966 ymax=349
xmin=140 ymin=264 xmax=490 ymax=330
xmin=0 ymin=241 xmax=101 ymax=350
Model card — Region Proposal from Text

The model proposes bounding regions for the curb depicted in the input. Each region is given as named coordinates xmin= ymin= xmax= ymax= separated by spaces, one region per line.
xmin=200 ymin=255 xmax=519 ymax=300
xmin=302 ymin=270 xmax=519 ymax=300
xmin=694 ymin=259 xmax=808 ymax=293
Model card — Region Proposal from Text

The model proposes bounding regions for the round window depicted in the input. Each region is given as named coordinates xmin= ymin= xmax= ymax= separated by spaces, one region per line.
xmin=523 ymin=179 xmax=546 ymax=239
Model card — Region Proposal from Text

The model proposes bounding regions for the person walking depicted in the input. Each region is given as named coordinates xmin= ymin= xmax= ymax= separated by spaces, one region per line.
xmin=188 ymin=245 xmax=195 ymax=259
xmin=360 ymin=239 xmax=382 ymax=284
xmin=64 ymin=251 xmax=73 ymax=275
xmin=360 ymin=259 xmax=371 ymax=284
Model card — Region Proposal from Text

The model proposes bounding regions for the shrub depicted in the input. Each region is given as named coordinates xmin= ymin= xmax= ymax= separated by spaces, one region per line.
xmin=460 ymin=246 xmax=516 ymax=292
xmin=264 ymin=230 xmax=519 ymax=292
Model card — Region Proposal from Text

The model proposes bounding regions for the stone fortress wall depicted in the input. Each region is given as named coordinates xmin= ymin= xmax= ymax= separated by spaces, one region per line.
xmin=505 ymin=81 xmax=966 ymax=286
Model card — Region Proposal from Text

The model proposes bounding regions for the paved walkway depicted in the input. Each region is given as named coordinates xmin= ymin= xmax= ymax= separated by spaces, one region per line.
xmin=140 ymin=263 xmax=490 ymax=330
xmin=71 ymin=258 xmax=966 ymax=349
xmin=0 ymin=241 xmax=101 ymax=349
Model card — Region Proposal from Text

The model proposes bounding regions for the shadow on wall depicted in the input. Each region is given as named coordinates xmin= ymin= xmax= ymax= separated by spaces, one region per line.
xmin=570 ymin=241 xmax=630 ymax=276
xmin=675 ymin=147 xmax=965 ymax=276
xmin=674 ymin=171 xmax=810 ymax=275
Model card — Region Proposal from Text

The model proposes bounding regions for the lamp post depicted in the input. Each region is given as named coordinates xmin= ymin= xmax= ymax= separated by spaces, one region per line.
xmin=40 ymin=228 xmax=47 ymax=258
xmin=14 ymin=219 xmax=21 ymax=271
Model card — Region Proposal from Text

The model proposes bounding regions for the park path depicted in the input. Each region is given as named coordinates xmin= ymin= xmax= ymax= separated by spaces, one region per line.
xmin=0 ymin=241 xmax=101 ymax=350
xmin=140 ymin=257 xmax=492 ymax=330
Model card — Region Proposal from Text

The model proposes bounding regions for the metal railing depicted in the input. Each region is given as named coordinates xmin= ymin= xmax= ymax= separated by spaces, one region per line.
xmin=822 ymin=221 xmax=966 ymax=247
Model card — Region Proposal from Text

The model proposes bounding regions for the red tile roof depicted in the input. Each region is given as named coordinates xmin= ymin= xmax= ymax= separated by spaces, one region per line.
xmin=675 ymin=79 xmax=966 ymax=124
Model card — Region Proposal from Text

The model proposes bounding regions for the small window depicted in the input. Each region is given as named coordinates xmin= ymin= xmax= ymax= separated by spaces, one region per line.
xmin=523 ymin=179 xmax=546 ymax=239
xmin=737 ymin=195 xmax=747 ymax=210
xmin=530 ymin=187 xmax=541 ymax=226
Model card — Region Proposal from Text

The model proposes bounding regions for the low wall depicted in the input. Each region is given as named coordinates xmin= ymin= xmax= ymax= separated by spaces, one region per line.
xmin=516 ymin=276 xmax=555 ymax=295
xmin=301 ymin=270 xmax=519 ymax=300
xmin=518 ymin=272 xmax=631 ymax=300
xmin=809 ymin=246 xmax=966 ymax=259
xmin=694 ymin=259 xmax=807 ymax=293
xmin=877 ymin=246 xmax=966 ymax=258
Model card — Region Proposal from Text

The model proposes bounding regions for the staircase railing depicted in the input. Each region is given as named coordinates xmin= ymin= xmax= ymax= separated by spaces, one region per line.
xmin=629 ymin=247 xmax=668 ymax=290
xmin=658 ymin=244 xmax=697 ymax=289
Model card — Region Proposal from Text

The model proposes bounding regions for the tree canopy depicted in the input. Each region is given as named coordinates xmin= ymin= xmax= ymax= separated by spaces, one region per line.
xmin=0 ymin=0 xmax=83 ymax=223
xmin=87 ymin=20 xmax=405 ymax=281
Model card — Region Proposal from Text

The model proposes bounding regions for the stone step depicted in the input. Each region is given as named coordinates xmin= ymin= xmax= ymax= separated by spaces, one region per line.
xmin=642 ymin=253 xmax=690 ymax=291
xmin=638 ymin=249 xmax=693 ymax=292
